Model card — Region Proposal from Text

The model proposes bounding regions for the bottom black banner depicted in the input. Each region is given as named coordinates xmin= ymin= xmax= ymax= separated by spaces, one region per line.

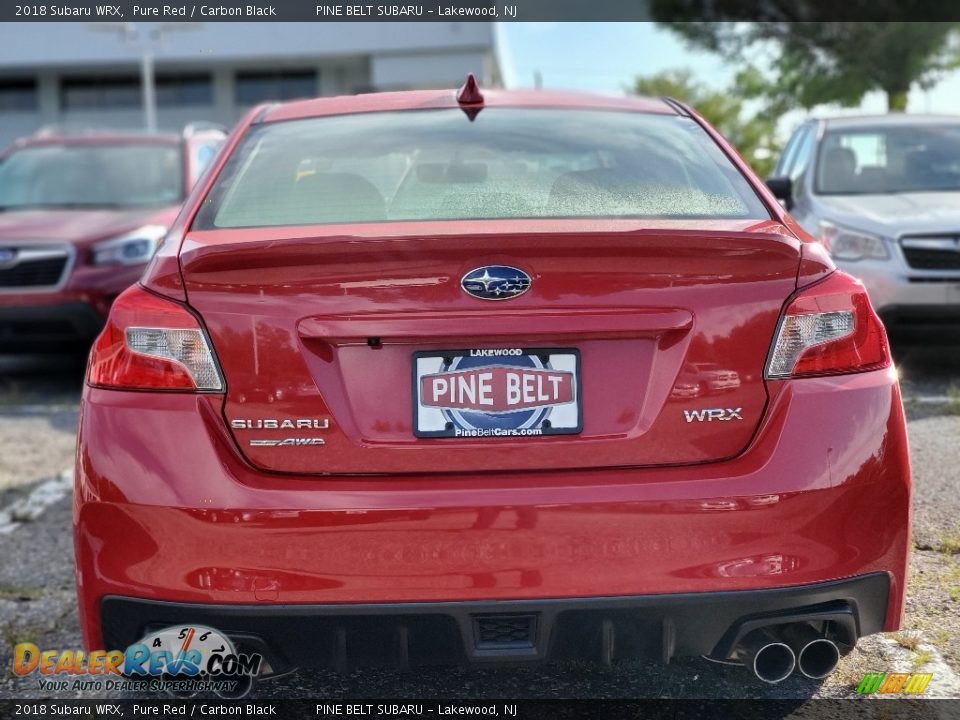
xmin=0 ymin=699 xmax=957 ymax=720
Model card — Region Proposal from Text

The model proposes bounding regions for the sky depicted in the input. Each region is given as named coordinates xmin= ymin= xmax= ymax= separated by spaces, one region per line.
xmin=498 ymin=22 xmax=960 ymax=140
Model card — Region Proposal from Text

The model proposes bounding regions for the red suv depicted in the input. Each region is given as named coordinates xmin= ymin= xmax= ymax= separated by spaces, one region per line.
xmin=75 ymin=82 xmax=911 ymax=685
xmin=0 ymin=125 xmax=225 ymax=350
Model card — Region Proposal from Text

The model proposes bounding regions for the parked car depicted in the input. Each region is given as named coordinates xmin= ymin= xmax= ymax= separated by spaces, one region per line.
xmin=767 ymin=114 xmax=960 ymax=338
xmin=0 ymin=124 xmax=226 ymax=350
xmin=691 ymin=362 xmax=742 ymax=393
xmin=75 ymin=80 xmax=910 ymax=687
xmin=670 ymin=363 xmax=741 ymax=399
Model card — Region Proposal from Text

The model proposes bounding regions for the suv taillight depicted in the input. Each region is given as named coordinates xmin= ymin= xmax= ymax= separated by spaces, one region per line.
xmin=765 ymin=271 xmax=890 ymax=379
xmin=87 ymin=285 xmax=224 ymax=392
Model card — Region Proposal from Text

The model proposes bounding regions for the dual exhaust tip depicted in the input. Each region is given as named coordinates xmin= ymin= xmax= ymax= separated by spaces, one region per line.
xmin=741 ymin=623 xmax=841 ymax=684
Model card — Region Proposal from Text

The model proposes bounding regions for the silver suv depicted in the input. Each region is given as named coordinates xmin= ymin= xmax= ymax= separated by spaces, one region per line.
xmin=767 ymin=114 xmax=960 ymax=337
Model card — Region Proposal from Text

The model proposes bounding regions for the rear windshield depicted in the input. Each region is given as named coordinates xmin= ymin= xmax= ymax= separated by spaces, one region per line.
xmin=195 ymin=108 xmax=769 ymax=229
xmin=0 ymin=143 xmax=183 ymax=209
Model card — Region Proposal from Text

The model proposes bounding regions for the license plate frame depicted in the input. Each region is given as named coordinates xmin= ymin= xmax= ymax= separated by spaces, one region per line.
xmin=412 ymin=347 xmax=582 ymax=439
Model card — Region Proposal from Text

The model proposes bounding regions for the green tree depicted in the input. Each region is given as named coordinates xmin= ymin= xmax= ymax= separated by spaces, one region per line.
xmin=649 ymin=11 xmax=960 ymax=113
xmin=631 ymin=69 xmax=780 ymax=176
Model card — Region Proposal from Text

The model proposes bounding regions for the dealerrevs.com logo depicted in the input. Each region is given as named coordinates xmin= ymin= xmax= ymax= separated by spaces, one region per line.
xmin=12 ymin=625 xmax=262 ymax=697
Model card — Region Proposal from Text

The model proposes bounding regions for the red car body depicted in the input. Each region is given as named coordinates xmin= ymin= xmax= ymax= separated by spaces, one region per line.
xmin=75 ymin=87 xmax=910 ymax=679
xmin=0 ymin=129 xmax=224 ymax=350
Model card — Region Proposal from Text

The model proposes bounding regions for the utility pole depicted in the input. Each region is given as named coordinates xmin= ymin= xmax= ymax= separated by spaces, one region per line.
xmin=140 ymin=41 xmax=156 ymax=132
xmin=87 ymin=23 xmax=202 ymax=133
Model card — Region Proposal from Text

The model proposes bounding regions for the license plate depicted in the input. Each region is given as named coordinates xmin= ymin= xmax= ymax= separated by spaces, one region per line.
xmin=413 ymin=348 xmax=582 ymax=438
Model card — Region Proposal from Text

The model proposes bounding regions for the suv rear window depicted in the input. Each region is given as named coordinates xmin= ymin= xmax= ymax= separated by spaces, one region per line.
xmin=195 ymin=108 xmax=769 ymax=228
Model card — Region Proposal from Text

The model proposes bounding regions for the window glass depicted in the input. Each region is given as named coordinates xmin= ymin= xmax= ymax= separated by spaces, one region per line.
xmin=197 ymin=108 xmax=770 ymax=229
xmin=61 ymin=76 xmax=213 ymax=110
xmin=0 ymin=143 xmax=183 ymax=208
xmin=62 ymin=77 xmax=140 ymax=110
xmin=817 ymin=125 xmax=960 ymax=194
xmin=156 ymin=76 xmax=213 ymax=106
xmin=774 ymin=126 xmax=806 ymax=177
xmin=787 ymin=126 xmax=816 ymax=181
xmin=235 ymin=70 xmax=317 ymax=105
xmin=189 ymin=139 xmax=224 ymax=186
xmin=0 ymin=80 xmax=37 ymax=112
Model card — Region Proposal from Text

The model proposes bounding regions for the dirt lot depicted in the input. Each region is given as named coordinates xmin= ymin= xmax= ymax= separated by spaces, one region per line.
xmin=0 ymin=345 xmax=958 ymax=702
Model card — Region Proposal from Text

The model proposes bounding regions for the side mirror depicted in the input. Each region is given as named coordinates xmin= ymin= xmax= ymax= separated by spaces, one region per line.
xmin=765 ymin=176 xmax=793 ymax=210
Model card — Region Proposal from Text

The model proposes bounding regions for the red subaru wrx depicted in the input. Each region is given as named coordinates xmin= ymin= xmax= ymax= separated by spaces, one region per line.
xmin=75 ymin=79 xmax=911 ymax=685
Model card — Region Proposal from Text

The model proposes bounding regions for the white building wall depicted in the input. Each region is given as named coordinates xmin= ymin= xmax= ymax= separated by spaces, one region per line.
xmin=0 ymin=23 xmax=497 ymax=68
xmin=371 ymin=50 xmax=492 ymax=89
xmin=0 ymin=23 xmax=500 ymax=147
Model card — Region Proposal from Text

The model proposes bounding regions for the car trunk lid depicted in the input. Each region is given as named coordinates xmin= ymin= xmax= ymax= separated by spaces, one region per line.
xmin=181 ymin=218 xmax=800 ymax=475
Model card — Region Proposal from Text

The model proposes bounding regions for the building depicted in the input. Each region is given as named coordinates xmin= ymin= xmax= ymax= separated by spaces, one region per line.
xmin=0 ymin=22 xmax=502 ymax=146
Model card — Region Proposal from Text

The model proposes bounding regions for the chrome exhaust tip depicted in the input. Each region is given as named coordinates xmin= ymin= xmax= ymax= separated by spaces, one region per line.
xmin=797 ymin=637 xmax=840 ymax=679
xmin=780 ymin=623 xmax=841 ymax=679
xmin=742 ymin=630 xmax=796 ymax=684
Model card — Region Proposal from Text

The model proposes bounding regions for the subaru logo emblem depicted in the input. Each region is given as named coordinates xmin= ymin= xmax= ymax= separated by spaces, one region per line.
xmin=0 ymin=248 xmax=16 ymax=266
xmin=461 ymin=265 xmax=531 ymax=301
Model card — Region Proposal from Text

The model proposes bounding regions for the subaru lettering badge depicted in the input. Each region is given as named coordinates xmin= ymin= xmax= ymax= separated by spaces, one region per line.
xmin=461 ymin=265 xmax=532 ymax=301
xmin=0 ymin=249 xmax=16 ymax=266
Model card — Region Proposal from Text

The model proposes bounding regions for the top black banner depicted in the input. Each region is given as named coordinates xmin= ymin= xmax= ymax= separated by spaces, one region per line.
xmin=4 ymin=0 xmax=960 ymax=22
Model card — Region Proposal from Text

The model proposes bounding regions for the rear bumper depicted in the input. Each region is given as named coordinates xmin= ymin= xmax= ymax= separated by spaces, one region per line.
xmin=100 ymin=574 xmax=890 ymax=672
xmin=74 ymin=367 xmax=912 ymax=659
xmin=0 ymin=302 xmax=105 ymax=349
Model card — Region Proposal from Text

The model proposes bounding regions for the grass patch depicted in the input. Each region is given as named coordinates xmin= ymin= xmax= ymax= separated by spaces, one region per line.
xmin=906 ymin=570 xmax=922 ymax=594
xmin=947 ymin=385 xmax=960 ymax=416
xmin=942 ymin=562 xmax=960 ymax=583
xmin=933 ymin=629 xmax=951 ymax=649
xmin=911 ymin=650 xmax=933 ymax=671
xmin=835 ymin=666 xmax=863 ymax=688
xmin=937 ymin=524 xmax=960 ymax=556
xmin=0 ymin=623 xmax=50 ymax=647
xmin=950 ymin=586 xmax=960 ymax=603
xmin=0 ymin=584 xmax=43 ymax=602
xmin=893 ymin=632 xmax=921 ymax=651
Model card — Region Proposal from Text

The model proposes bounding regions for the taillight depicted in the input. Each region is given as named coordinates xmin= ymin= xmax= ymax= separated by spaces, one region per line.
xmin=765 ymin=271 xmax=890 ymax=379
xmin=87 ymin=285 xmax=224 ymax=392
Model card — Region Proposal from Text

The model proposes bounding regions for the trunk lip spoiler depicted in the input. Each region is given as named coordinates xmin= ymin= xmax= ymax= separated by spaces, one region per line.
xmin=298 ymin=308 xmax=694 ymax=341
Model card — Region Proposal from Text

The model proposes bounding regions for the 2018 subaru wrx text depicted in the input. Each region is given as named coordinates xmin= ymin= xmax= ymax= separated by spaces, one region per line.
xmin=76 ymin=77 xmax=910 ymax=684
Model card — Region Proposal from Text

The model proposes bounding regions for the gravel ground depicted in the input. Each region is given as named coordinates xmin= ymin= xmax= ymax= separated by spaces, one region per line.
xmin=0 ymin=346 xmax=958 ymax=703
xmin=0 ymin=413 xmax=78 ymax=494
xmin=0 ymin=353 xmax=84 ymax=493
xmin=895 ymin=344 xmax=960 ymax=401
